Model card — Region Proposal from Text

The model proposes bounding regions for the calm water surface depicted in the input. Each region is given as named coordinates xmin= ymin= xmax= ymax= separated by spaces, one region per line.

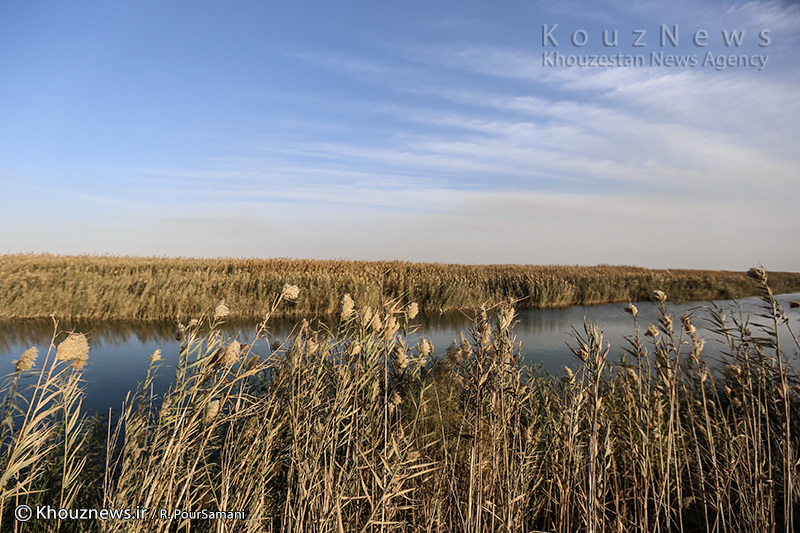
xmin=2 ymin=292 xmax=799 ymax=415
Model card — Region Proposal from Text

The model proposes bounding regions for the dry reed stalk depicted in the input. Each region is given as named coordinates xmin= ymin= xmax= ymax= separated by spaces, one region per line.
xmin=2 ymin=270 xmax=799 ymax=532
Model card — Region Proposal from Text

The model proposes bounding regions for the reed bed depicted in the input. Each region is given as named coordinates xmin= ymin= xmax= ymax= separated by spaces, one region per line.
xmin=3 ymin=254 xmax=800 ymax=321
xmin=1 ymin=269 xmax=799 ymax=532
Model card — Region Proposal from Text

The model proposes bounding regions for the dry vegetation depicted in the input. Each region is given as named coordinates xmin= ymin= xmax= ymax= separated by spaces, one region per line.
xmin=2 ymin=269 xmax=800 ymax=532
xmin=2 ymin=253 xmax=800 ymax=320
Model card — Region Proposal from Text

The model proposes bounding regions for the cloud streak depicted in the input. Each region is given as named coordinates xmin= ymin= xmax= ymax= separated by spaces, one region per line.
xmin=2 ymin=0 xmax=797 ymax=270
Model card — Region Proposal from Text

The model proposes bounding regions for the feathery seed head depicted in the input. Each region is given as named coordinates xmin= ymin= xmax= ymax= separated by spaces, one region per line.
xmin=205 ymin=400 xmax=220 ymax=423
xmin=498 ymin=305 xmax=516 ymax=331
xmin=175 ymin=323 xmax=187 ymax=343
xmin=645 ymin=325 xmax=659 ymax=338
xmin=57 ymin=333 xmax=90 ymax=369
xmin=416 ymin=338 xmax=433 ymax=358
xmin=361 ymin=306 xmax=374 ymax=329
xmin=149 ymin=349 xmax=163 ymax=364
xmin=213 ymin=301 xmax=230 ymax=320
xmin=746 ymin=267 xmax=767 ymax=284
xmin=281 ymin=284 xmax=300 ymax=301
xmin=306 ymin=331 xmax=319 ymax=354
xmin=14 ymin=346 xmax=38 ymax=372
xmin=650 ymin=290 xmax=667 ymax=302
xmin=218 ymin=340 xmax=241 ymax=366
xmin=624 ymin=303 xmax=638 ymax=317
xmin=405 ymin=302 xmax=419 ymax=321
xmin=460 ymin=332 xmax=471 ymax=355
xmin=370 ymin=313 xmax=382 ymax=333
xmin=383 ymin=315 xmax=399 ymax=340
xmin=394 ymin=342 xmax=409 ymax=371
xmin=445 ymin=339 xmax=459 ymax=362
xmin=577 ymin=346 xmax=590 ymax=362
xmin=340 ymin=293 xmax=355 ymax=320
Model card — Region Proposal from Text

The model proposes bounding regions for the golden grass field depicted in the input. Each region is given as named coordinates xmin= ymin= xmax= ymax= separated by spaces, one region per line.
xmin=1 ymin=267 xmax=799 ymax=531
xmin=2 ymin=253 xmax=800 ymax=320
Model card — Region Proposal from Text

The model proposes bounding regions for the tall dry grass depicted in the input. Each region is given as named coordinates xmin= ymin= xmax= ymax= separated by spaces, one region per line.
xmin=1 ymin=269 xmax=799 ymax=532
xmin=3 ymin=253 xmax=800 ymax=320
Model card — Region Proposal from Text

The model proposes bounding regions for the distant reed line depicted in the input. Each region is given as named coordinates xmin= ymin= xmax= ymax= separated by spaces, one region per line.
xmin=2 ymin=253 xmax=800 ymax=320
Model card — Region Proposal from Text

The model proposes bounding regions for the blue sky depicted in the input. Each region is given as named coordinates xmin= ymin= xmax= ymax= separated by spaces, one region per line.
xmin=1 ymin=0 xmax=798 ymax=270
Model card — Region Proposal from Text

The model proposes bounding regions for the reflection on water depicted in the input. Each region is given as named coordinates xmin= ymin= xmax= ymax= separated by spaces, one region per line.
xmin=0 ymin=319 xmax=175 ymax=353
xmin=2 ymin=293 xmax=799 ymax=414
xmin=0 ymin=317 xmax=305 ymax=353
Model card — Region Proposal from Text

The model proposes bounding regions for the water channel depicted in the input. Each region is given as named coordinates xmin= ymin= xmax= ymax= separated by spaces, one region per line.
xmin=2 ymin=292 xmax=799 ymax=415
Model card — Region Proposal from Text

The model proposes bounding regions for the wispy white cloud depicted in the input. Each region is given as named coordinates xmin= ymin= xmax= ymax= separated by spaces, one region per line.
xmin=722 ymin=0 xmax=800 ymax=31
xmin=103 ymin=53 xmax=799 ymax=213
xmin=399 ymin=44 xmax=545 ymax=81
xmin=287 ymin=48 xmax=429 ymax=87
xmin=3 ymin=0 xmax=797 ymax=269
